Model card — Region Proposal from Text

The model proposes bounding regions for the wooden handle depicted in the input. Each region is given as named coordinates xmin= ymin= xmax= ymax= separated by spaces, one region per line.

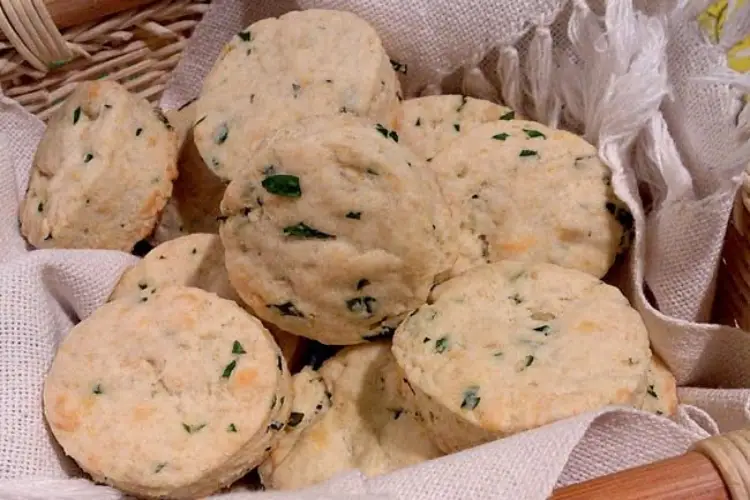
xmin=550 ymin=452 xmax=731 ymax=500
xmin=2 ymin=0 xmax=158 ymax=35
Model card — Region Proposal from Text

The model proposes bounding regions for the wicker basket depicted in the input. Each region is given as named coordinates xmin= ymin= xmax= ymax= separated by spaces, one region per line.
xmin=0 ymin=0 xmax=209 ymax=120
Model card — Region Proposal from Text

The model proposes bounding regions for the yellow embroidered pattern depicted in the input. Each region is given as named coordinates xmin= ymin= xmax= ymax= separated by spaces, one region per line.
xmin=698 ymin=0 xmax=750 ymax=73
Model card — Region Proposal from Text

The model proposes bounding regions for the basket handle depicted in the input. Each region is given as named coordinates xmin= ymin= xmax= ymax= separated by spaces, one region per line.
xmin=550 ymin=429 xmax=750 ymax=499
xmin=0 ymin=0 xmax=157 ymax=71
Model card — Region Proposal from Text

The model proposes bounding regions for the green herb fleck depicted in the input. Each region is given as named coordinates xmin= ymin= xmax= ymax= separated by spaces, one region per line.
xmin=375 ymin=124 xmax=399 ymax=142
xmin=366 ymin=168 xmax=379 ymax=176
xmin=523 ymin=128 xmax=546 ymax=139
xmin=346 ymin=211 xmax=362 ymax=220
xmin=182 ymin=423 xmax=206 ymax=434
xmin=390 ymin=59 xmax=407 ymax=74
xmin=154 ymin=109 xmax=173 ymax=130
xmin=262 ymin=174 xmax=301 ymax=197
xmin=268 ymin=421 xmax=284 ymax=431
xmin=524 ymin=355 xmax=535 ymax=367
xmin=73 ymin=107 xmax=81 ymax=124
xmin=237 ymin=30 xmax=251 ymax=42
xmin=227 ymin=423 xmax=237 ymax=432
xmin=49 ymin=59 xmax=69 ymax=69
xmin=415 ymin=117 xmax=421 ymax=126
xmin=292 ymin=83 xmax=301 ymax=97
xmin=222 ymin=360 xmax=237 ymax=378
xmin=287 ymin=412 xmax=304 ymax=427
xmin=37 ymin=202 xmax=44 ymax=212
xmin=356 ymin=278 xmax=370 ymax=290
xmin=389 ymin=408 xmax=404 ymax=420
xmin=346 ymin=296 xmax=377 ymax=316
xmin=493 ymin=351 xmax=503 ymax=357
xmin=519 ymin=149 xmax=537 ymax=157
xmin=194 ymin=116 xmax=206 ymax=127
xmin=277 ymin=355 xmax=283 ymax=371
xmin=533 ymin=325 xmax=550 ymax=335
xmin=461 ymin=386 xmax=480 ymax=410
xmin=214 ymin=123 xmax=229 ymax=145
xmin=268 ymin=301 xmax=305 ymax=317
xmin=138 ymin=281 xmax=148 ymax=290
xmin=457 ymin=96 xmax=468 ymax=112
xmin=283 ymin=223 xmax=335 ymax=239
xmin=500 ymin=111 xmax=515 ymax=120
xmin=232 ymin=340 xmax=246 ymax=355
xmin=423 ymin=337 xmax=431 ymax=343
xmin=363 ymin=325 xmax=395 ymax=341
xmin=84 ymin=153 xmax=94 ymax=163
xmin=435 ymin=336 xmax=449 ymax=353
xmin=453 ymin=123 xmax=461 ymax=132
xmin=647 ymin=385 xmax=658 ymax=398
xmin=136 ymin=127 xmax=143 ymax=136
xmin=92 ymin=384 xmax=103 ymax=395
xmin=154 ymin=463 xmax=167 ymax=473
xmin=492 ymin=133 xmax=510 ymax=141
xmin=656 ymin=410 xmax=664 ymax=416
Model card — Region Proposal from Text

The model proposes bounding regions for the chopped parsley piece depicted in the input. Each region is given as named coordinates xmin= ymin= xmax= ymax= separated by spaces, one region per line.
xmin=92 ymin=384 xmax=103 ymax=395
xmin=457 ymin=96 xmax=468 ymax=112
xmin=222 ymin=360 xmax=237 ymax=378
xmin=346 ymin=296 xmax=377 ymax=316
xmin=268 ymin=301 xmax=305 ymax=317
xmin=389 ymin=408 xmax=404 ymax=420
xmin=37 ymin=202 xmax=44 ymax=212
xmin=533 ymin=325 xmax=551 ymax=335
xmin=375 ymin=123 xmax=399 ymax=142
xmin=519 ymin=149 xmax=538 ymax=157
xmin=262 ymin=174 xmax=301 ymax=197
xmin=73 ymin=106 xmax=81 ymax=124
xmin=154 ymin=109 xmax=173 ymax=130
xmin=423 ymin=337 xmax=431 ymax=343
xmin=232 ymin=340 xmax=246 ymax=355
xmin=292 ymin=83 xmax=301 ymax=97
xmin=523 ymin=128 xmax=546 ymax=139
xmin=524 ymin=355 xmax=535 ymax=367
xmin=346 ymin=211 xmax=362 ymax=220
xmin=500 ymin=110 xmax=515 ymax=120
xmin=415 ymin=117 xmax=421 ymax=126
xmin=194 ymin=116 xmax=206 ymax=127
xmin=287 ymin=412 xmax=304 ymax=427
xmin=493 ymin=351 xmax=503 ymax=357
xmin=435 ymin=336 xmax=449 ymax=353
xmin=138 ymin=282 xmax=148 ymax=290
xmin=492 ymin=133 xmax=510 ymax=141
xmin=366 ymin=168 xmax=379 ymax=176
xmin=154 ymin=462 xmax=167 ymax=473
xmin=390 ymin=59 xmax=407 ymax=74
xmin=237 ymin=30 xmax=251 ymax=41
xmin=656 ymin=410 xmax=664 ymax=416
xmin=363 ymin=325 xmax=395 ymax=341
xmin=356 ymin=278 xmax=370 ymax=290
xmin=135 ymin=127 xmax=143 ymax=136
xmin=227 ymin=423 xmax=237 ymax=432
xmin=461 ymin=386 xmax=480 ymax=410
xmin=268 ymin=421 xmax=284 ymax=431
xmin=647 ymin=385 xmax=658 ymax=398
xmin=214 ymin=123 xmax=229 ymax=145
xmin=83 ymin=153 xmax=94 ymax=163
xmin=453 ymin=123 xmax=461 ymax=132
xmin=283 ymin=223 xmax=335 ymax=239
xmin=182 ymin=423 xmax=206 ymax=434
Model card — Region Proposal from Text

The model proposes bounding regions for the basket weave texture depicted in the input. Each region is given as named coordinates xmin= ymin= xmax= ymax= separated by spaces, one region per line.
xmin=0 ymin=0 xmax=209 ymax=120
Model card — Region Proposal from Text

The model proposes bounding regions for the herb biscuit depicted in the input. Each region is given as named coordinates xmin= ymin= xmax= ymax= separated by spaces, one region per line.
xmin=392 ymin=261 xmax=651 ymax=453
xmin=258 ymin=366 xmax=332 ymax=487
xmin=396 ymin=95 xmax=516 ymax=160
xmin=20 ymin=81 xmax=178 ymax=251
xmin=109 ymin=233 xmax=306 ymax=370
xmin=260 ymin=342 xmax=442 ymax=490
xmin=151 ymin=102 xmax=225 ymax=244
xmin=428 ymin=120 xmax=631 ymax=277
xmin=220 ymin=116 xmax=458 ymax=345
xmin=640 ymin=355 xmax=678 ymax=417
xmin=194 ymin=9 xmax=402 ymax=181
xmin=44 ymin=286 xmax=292 ymax=499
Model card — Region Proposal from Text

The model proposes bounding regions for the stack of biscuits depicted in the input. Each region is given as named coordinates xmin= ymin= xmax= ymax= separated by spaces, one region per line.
xmin=24 ymin=9 xmax=678 ymax=499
